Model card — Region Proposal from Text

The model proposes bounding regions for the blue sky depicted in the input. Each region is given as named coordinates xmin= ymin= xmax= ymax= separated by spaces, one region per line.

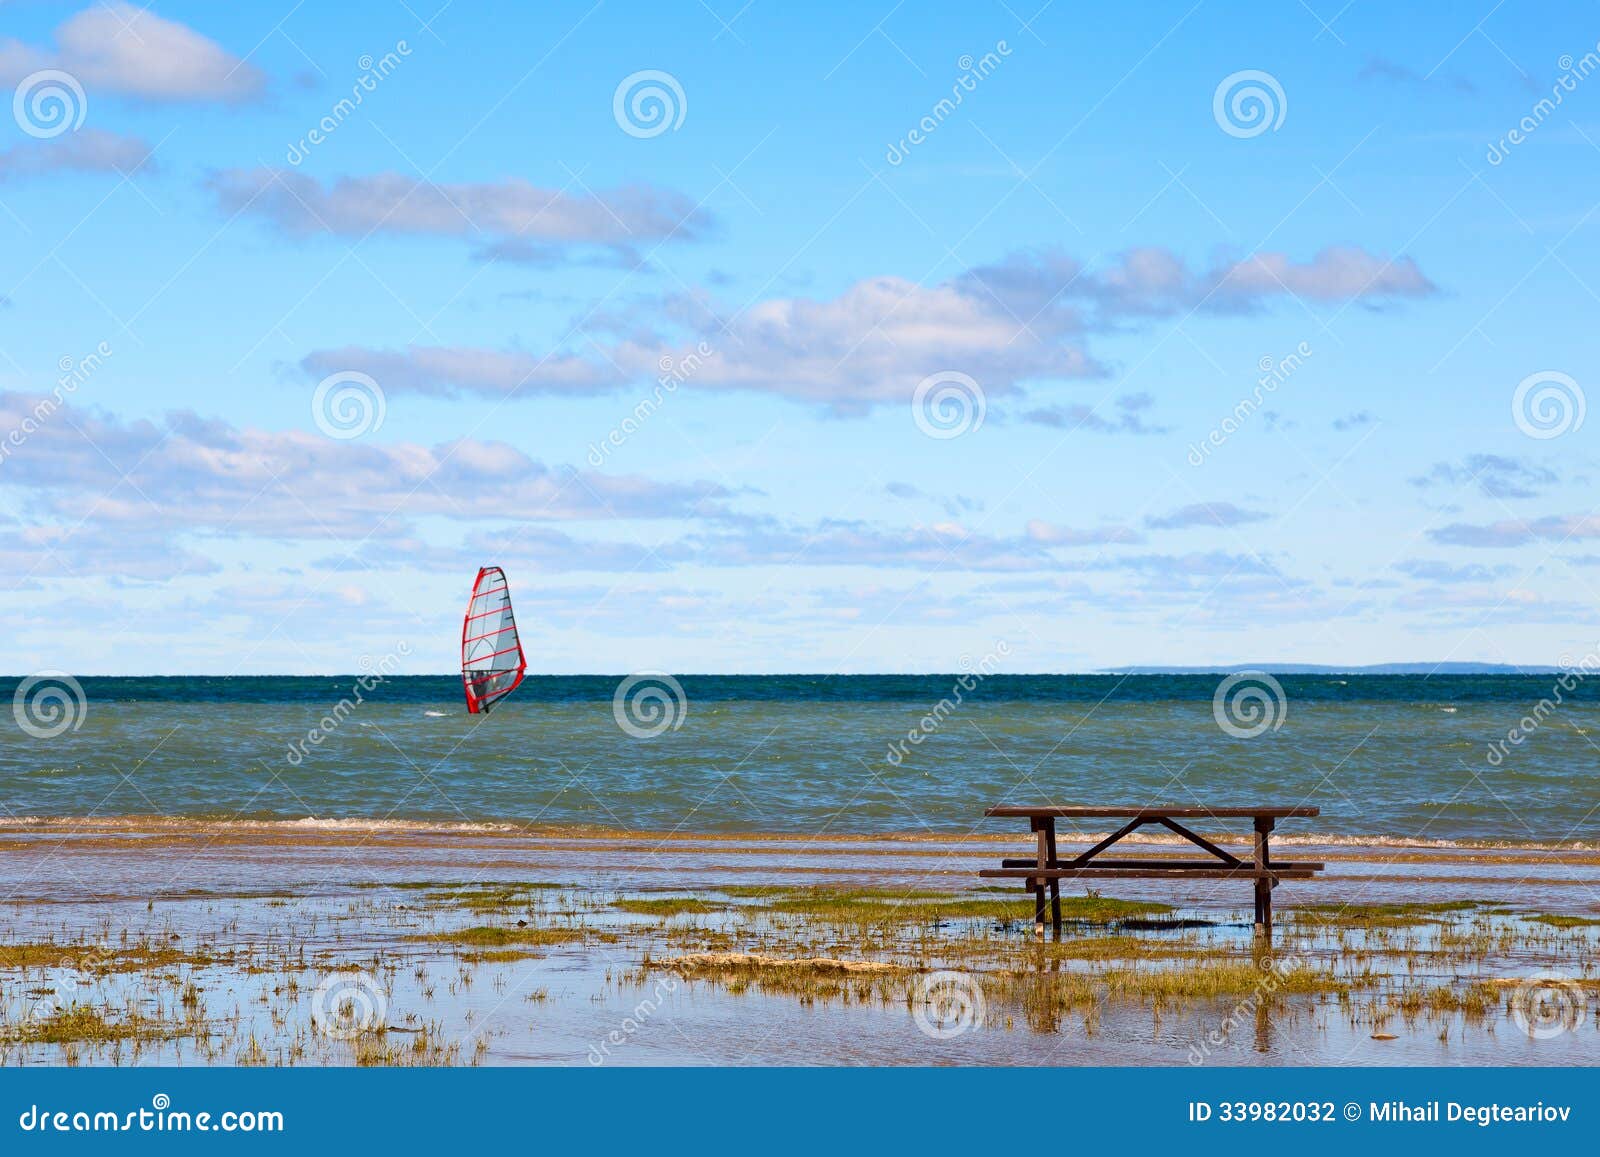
xmin=2 ymin=0 xmax=1599 ymax=674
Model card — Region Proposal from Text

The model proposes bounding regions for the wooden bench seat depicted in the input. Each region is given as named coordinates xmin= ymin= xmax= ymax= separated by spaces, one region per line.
xmin=980 ymin=867 xmax=1320 ymax=880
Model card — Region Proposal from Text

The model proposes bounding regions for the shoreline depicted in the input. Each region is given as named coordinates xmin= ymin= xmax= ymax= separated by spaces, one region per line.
xmin=2 ymin=813 xmax=1597 ymax=855
xmin=3 ymin=817 xmax=1598 ymax=918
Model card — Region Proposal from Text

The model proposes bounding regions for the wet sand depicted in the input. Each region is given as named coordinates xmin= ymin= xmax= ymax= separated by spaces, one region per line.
xmin=0 ymin=820 xmax=1597 ymax=1066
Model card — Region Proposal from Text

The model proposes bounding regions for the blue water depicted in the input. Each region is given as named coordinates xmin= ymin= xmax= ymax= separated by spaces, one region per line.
xmin=1 ymin=674 xmax=1596 ymax=844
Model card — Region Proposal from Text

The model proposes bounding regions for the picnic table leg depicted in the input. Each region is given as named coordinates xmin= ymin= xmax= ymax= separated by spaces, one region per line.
xmin=1031 ymin=817 xmax=1049 ymax=940
xmin=1253 ymin=816 xmax=1275 ymax=940
xmin=1044 ymin=818 xmax=1062 ymax=935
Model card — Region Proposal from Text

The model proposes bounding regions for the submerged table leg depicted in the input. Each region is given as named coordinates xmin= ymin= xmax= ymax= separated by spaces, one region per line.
xmin=1031 ymin=817 xmax=1049 ymax=940
xmin=1044 ymin=818 xmax=1062 ymax=936
xmin=1253 ymin=816 xmax=1275 ymax=940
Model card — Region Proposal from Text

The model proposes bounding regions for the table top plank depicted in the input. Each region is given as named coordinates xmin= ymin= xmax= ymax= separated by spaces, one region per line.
xmin=985 ymin=805 xmax=1318 ymax=819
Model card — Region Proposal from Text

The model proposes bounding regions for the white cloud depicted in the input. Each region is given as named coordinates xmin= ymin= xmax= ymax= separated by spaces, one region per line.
xmin=1431 ymin=515 xmax=1600 ymax=548
xmin=302 ymin=243 xmax=1434 ymax=412
xmin=1144 ymin=502 xmax=1270 ymax=530
xmin=0 ymin=392 xmax=730 ymax=581
xmin=0 ymin=128 xmax=153 ymax=181
xmin=0 ymin=3 xmax=265 ymax=103
xmin=211 ymin=169 xmax=711 ymax=258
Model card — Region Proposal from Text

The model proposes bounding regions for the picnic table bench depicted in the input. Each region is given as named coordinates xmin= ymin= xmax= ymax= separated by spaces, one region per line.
xmin=980 ymin=805 xmax=1322 ymax=941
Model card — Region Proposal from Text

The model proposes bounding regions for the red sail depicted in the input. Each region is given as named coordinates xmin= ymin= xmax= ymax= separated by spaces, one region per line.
xmin=461 ymin=566 xmax=526 ymax=713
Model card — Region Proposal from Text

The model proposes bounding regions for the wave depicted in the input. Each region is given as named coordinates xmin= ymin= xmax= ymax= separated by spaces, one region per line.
xmin=0 ymin=814 xmax=1592 ymax=852
xmin=0 ymin=815 xmax=520 ymax=835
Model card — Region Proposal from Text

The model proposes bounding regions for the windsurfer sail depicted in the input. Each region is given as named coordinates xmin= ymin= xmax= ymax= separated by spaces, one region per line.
xmin=460 ymin=566 xmax=527 ymax=714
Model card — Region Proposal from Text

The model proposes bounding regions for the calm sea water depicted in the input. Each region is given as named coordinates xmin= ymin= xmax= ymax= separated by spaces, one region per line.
xmin=2 ymin=674 xmax=1596 ymax=846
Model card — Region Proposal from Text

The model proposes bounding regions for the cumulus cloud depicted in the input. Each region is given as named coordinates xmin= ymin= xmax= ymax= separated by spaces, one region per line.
xmin=329 ymin=515 xmax=1150 ymax=577
xmin=301 ymin=274 xmax=1100 ymax=412
xmin=1144 ymin=502 xmax=1270 ymax=530
xmin=1208 ymin=247 xmax=1434 ymax=303
xmin=1020 ymin=393 xmax=1169 ymax=434
xmin=1053 ymin=551 xmax=1288 ymax=595
xmin=959 ymin=244 xmax=1435 ymax=321
xmin=211 ymin=169 xmax=711 ymax=261
xmin=1395 ymin=559 xmax=1513 ymax=584
xmin=1410 ymin=454 xmax=1558 ymax=500
xmin=0 ymin=4 xmax=265 ymax=103
xmin=0 ymin=128 xmax=153 ymax=181
xmin=1023 ymin=520 xmax=1143 ymax=547
xmin=303 ymin=243 xmax=1433 ymax=413
xmin=0 ymin=526 xmax=218 ymax=582
xmin=318 ymin=528 xmax=674 ymax=577
xmin=883 ymin=483 xmax=984 ymax=518
xmin=1430 ymin=515 xmax=1600 ymax=548
xmin=300 ymin=344 xmax=624 ymax=399
xmin=1357 ymin=56 xmax=1476 ymax=94
xmin=681 ymin=518 xmax=1076 ymax=572
xmin=0 ymin=391 xmax=729 ymax=579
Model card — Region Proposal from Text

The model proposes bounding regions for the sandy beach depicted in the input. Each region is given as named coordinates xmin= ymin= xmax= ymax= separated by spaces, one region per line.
xmin=1 ymin=820 xmax=1595 ymax=1066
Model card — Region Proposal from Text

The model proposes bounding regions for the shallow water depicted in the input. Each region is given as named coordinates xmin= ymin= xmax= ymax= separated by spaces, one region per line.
xmin=2 ymin=872 xmax=1594 ymax=1068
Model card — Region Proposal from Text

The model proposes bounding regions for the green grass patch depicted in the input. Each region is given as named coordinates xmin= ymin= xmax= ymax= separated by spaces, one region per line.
xmin=460 ymin=949 xmax=546 ymax=963
xmin=709 ymin=885 xmax=1172 ymax=925
xmin=411 ymin=925 xmax=584 ymax=948
xmin=1291 ymin=901 xmax=1478 ymax=928
xmin=1529 ymin=913 xmax=1600 ymax=928
xmin=5 ymin=1005 xmax=179 ymax=1045
xmin=0 ymin=941 xmax=211 ymax=972
xmin=613 ymin=898 xmax=727 ymax=917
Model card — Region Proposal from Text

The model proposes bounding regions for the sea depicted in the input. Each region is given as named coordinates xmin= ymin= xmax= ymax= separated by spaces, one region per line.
xmin=1 ymin=673 xmax=1595 ymax=847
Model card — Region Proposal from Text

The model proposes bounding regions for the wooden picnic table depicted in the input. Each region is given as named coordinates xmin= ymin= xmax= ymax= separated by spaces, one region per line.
xmin=980 ymin=805 xmax=1322 ymax=941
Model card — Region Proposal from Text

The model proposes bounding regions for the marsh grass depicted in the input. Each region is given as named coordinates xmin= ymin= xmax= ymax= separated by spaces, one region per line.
xmin=1529 ymin=913 xmax=1600 ymax=928
xmin=1291 ymin=902 xmax=1479 ymax=928
xmin=411 ymin=925 xmax=586 ymax=949
xmin=6 ymin=1004 xmax=189 ymax=1046
xmin=614 ymin=898 xmax=727 ymax=917
xmin=6 ymin=870 xmax=1595 ymax=1064
xmin=0 ymin=940 xmax=216 ymax=972
xmin=717 ymin=886 xmax=1172 ymax=925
